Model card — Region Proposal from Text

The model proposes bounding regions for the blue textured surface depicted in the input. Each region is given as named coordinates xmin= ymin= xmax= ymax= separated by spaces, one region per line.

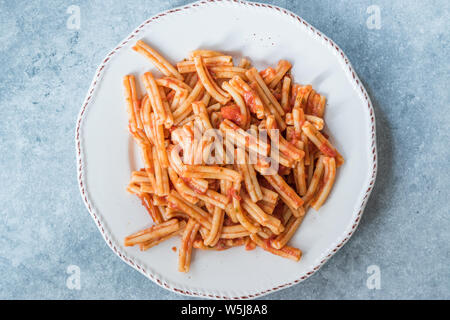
xmin=0 ymin=0 xmax=449 ymax=299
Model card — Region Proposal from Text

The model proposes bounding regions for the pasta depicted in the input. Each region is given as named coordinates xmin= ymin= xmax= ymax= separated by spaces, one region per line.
xmin=123 ymin=40 xmax=343 ymax=272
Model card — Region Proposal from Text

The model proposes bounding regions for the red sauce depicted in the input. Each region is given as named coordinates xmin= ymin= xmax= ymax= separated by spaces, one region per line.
xmin=215 ymin=240 xmax=228 ymax=251
xmin=306 ymin=92 xmax=316 ymax=114
xmin=165 ymin=78 xmax=177 ymax=85
xmin=298 ymin=121 xmax=305 ymax=131
xmin=272 ymin=202 xmax=285 ymax=223
xmin=220 ymin=104 xmax=243 ymax=126
xmin=223 ymin=216 xmax=234 ymax=226
xmin=259 ymin=67 xmax=276 ymax=82
xmin=287 ymin=140 xmax=304 ymax=157
xmin=290 ymin=136 xmax=300 ymax=145
xmin=319 ymin=142 xmax=336 ymax=157
xmin=317 ymin=178 xmax=325 ymax=192
xmin=263 ymin=238 xmax=272 ymax=249
xmin=245 ymin=240 xmax=256 ymax=251
xmin=227 ymin=188 xmax=241 ymax=201
xmin=181 ymin=177 xmax=191 ymax=184
xmin=209 ymin=71 xmax=218 ymax=79
xmin=182 ymin=177 xmax=206 ymax=195
xmin=243 ymin=91 xmax=258 ymax=114
xmin=278 ymin=165 xmax=291 ymax=176
xmin=308 ymin=141 xmax=317 ymax=154
xmin=272 ymin=92 xmax=282 ymax=100
xmin=171 ymin=246 xmax=177 ymax=252
xmin=258 ymin=174 xmax=275 ymax=191
xmin=168 ymin=201 xmax=180 ymax=211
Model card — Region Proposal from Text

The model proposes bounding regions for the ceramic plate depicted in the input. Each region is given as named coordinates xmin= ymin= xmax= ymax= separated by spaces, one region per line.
xmin=76 ymin=0 xmax=377 ymax=299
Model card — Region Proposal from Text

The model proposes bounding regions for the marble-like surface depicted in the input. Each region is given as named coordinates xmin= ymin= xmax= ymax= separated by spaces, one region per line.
xmin=0 ymin=0 xmax=448 ymax=299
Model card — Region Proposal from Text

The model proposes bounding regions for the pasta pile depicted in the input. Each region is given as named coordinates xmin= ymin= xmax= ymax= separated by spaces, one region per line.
xmin=123 ymin=40 xmax=343 ymax=272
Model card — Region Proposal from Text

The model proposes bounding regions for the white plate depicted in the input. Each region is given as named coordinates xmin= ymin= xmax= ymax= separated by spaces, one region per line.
xmin=76 ymin=0 xmax=377 ymax=299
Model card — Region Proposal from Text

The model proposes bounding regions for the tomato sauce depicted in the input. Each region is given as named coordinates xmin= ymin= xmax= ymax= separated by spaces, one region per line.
xmin=182 ymin=178 xmax=206 ymax=195
xmin=220 ymin=104 xmax=243 ymax=126
xmin=215 ymin=239 xmax=229 ymax=251
xmin=168 ymin=201 xmax=180 ymax=211
xmin=243 ymin=91 xmax=258 ymax=114
xmin=227 ymin=188 xmax=241 ymax=201
xmin=272 ymin=91 xmax=282 ymax=100
xmin=319 ymin=142 xmax=336 ymax=157
xmin=278 ymin=165 xmax=291 ymax=175
xmin=259 ymin=67 xmax=276 ymax=81
xmin=272 ymin=202 xmax=285 ymax=223
xmin=245 ymin=239 xmax=256 ymax=251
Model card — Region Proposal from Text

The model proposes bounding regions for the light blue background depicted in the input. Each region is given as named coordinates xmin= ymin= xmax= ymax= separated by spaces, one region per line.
xmin=0 ymin=0 xmax=448 ymax=299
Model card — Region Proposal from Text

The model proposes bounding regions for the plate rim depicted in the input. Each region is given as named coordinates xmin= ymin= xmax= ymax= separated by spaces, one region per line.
xmin=75 ymin=0 xmax=378 ymax=299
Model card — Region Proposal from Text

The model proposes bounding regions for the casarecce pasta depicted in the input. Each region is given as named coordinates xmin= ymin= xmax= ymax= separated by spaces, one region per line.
xmin=122 ymin=40 xmax=343 ymax=272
